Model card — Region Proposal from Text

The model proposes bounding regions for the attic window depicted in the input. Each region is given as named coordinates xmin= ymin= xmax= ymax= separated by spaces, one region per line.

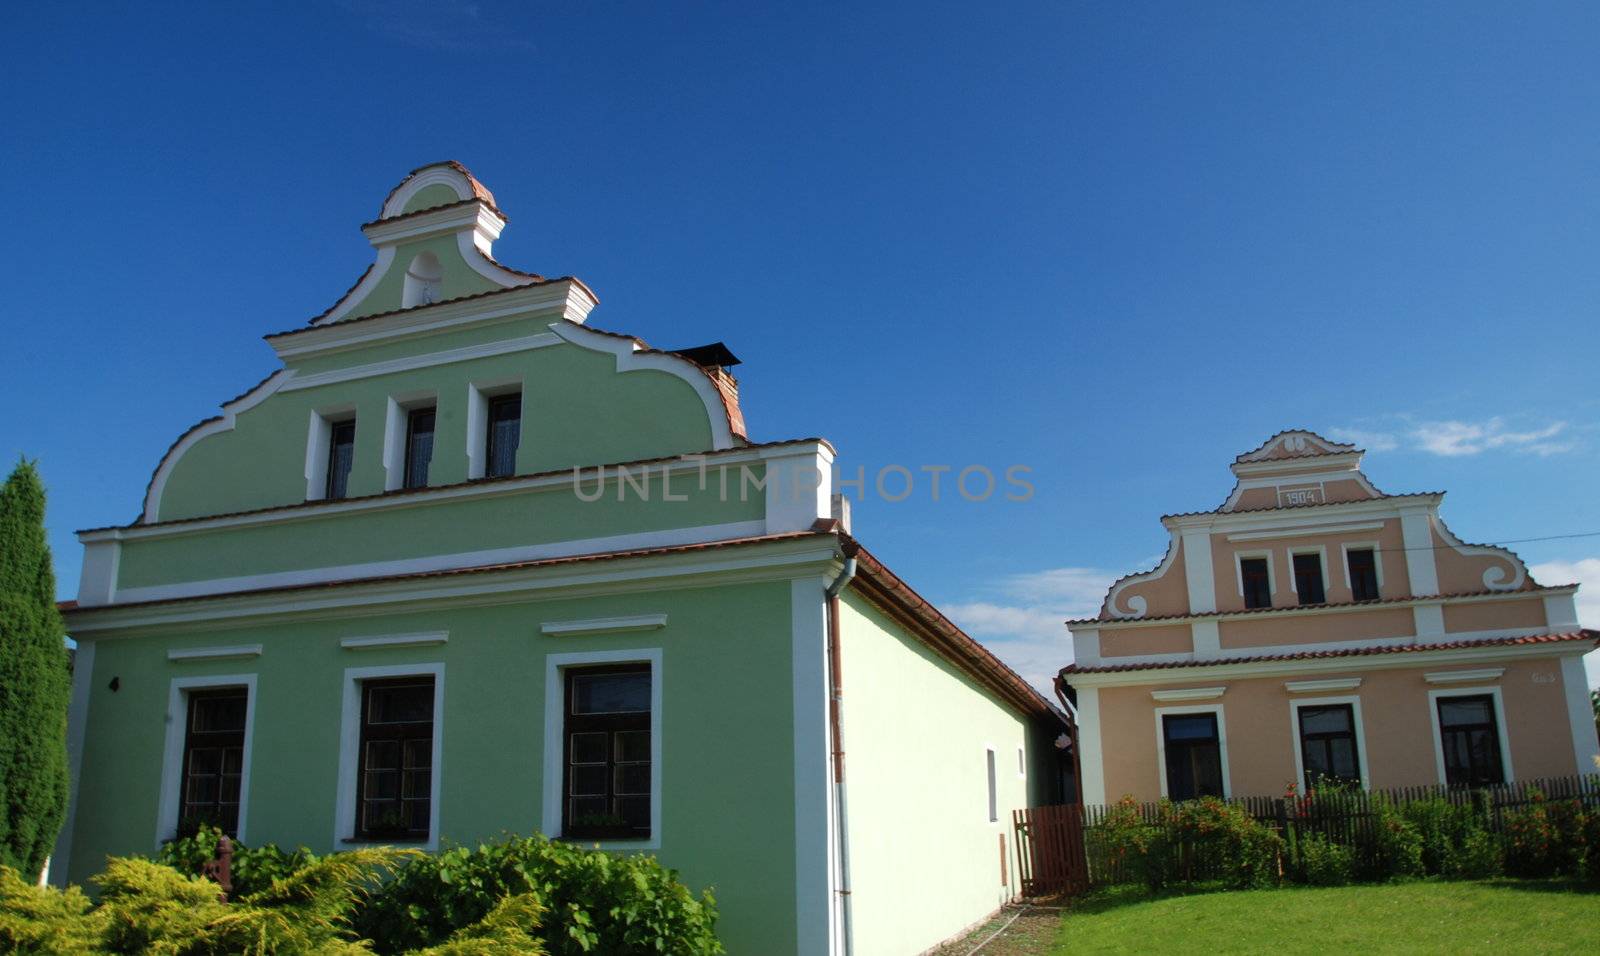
xmin=402 ymin=251 xmax=444 ymax=308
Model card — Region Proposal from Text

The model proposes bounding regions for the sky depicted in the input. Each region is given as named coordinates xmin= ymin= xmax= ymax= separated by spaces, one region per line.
xmin=3 ymin=2 xmax=1598 ymax=690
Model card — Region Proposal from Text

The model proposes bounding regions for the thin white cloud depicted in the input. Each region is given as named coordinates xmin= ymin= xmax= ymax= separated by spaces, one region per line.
xmin=1330 ymin=417 xmax=1574 ymax=458
xmin=1411 ymin=418 xmax=1571 ymax=457
xmin=944 ymin=566 xmax=1120 ymax=695
xmin=1529 ymin=558 xmax=1600 ymax=688
xmin=1326 ymin=428 xmax=1399 ymax=452
xmin=338 ymin=0 xmax=537 ymax=52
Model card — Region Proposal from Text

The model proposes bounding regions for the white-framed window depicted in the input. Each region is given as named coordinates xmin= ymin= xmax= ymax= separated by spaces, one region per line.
xmin=382 ymin=392 xmax=438 ymax=491
xmin=335 ymin=663 xmax=445 ymax=850
xmin=542 ymin=648 xmax=662 ymax=850
xmin=305 ymin=404 xmax=358 ymax=501
xmin=1234 ymin=550 xmax=1275 ymax=609
xmin=1288 ymin=695 xmax=1369 ymax=790
xmin=1289 ymin=547 xmax=1329 ymax=606
xmin=1428 ymin=685 xmax=1513 ymax=788
xmin=985 ymin=747 xmax=998 ymax=823
xmin=1341 ymin=541 xmax=1383 ymax=601
xmin=1154 ymin=704 xmax=1230 ymax=799
xmin=466 ymin=380 xmax=524 ymax=480
xmin=156 ymin=674 xmax=258 ymax=848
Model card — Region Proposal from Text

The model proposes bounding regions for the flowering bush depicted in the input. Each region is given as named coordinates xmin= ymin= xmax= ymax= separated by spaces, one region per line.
xmin=1089 ymin=796 xmax=1281 ymax=891
xmin=1503 ymin=790 xmax=1590 ymax=878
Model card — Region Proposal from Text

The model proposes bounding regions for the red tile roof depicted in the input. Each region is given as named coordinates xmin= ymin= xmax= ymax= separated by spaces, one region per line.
xmin=1061 ymin=631 xmax=1599 ymax=675
xmin=377 ymin=160 xmax=497 ymax=219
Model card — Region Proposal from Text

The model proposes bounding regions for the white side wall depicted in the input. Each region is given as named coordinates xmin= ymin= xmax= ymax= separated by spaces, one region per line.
xmin=837 ymin=591 xmax=1036 ymax=956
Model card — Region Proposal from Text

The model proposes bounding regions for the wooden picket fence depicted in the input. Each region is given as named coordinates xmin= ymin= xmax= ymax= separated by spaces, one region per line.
xmin=1013 ymin=773 xmax=1600 ymax=897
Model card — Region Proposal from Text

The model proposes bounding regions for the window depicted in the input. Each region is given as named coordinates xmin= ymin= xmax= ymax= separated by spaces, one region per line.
xmin=1437 ymin=694 xmax=1505 ymax=787
xmin=403 ymin=407 xmax=435 ymax=489
xmin=1297 ymin=703 xmax=1360 ymax=788
xmin=326 ymin=419 xmax=356 ymax=499
xmin=1293 ymin=552 xmax=1326 ymax=605
xmin=179 ymin=688 xmax=247 ymax=836
xmin=1347 ymin=548 xmax=1379 ymax=602
xmin=1162 ymin=713 xmax=1223 ymax=801
xmin=1241 ymin=557 xmax=1272 ymax=609
xmin=355 ymin=677 xmax=435 ymax=841
xmin=986 ymin=749 xmax=998 ymax=822
xmin=485 ymin=393 xmax=521 ymax=479
xmin=564 ymin=665 xmax=651 ymax=840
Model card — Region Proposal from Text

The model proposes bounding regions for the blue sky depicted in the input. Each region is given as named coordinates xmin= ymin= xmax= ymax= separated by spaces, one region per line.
xmin=3 ymin=2 xmax=1597 ymax=687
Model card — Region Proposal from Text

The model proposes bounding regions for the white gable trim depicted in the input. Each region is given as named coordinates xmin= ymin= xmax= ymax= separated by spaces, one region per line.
xmin=142 ymin=370 xmax=295 ymax=523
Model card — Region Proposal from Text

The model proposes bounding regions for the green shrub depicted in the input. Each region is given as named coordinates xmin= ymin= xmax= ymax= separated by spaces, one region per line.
xmin=156 ymin=825 xmax=317 ymax=898
xmin=1455 ymin=829 xmax=1504 ymax=879
xmin=354 ymin=834 xmax=723 ymax=955
xmin=1400 ymin=797 xmax=1484 ymax=876
xmin=1088 ymin=797 xmax=1162 ymax=889
xmin=1365 ymin=797 xmax=1425 ymax=881
xmin=1296 ymin=832 xmax=1354 ymax=886
xmin=0 ymin=864 xmax=99 ymax=954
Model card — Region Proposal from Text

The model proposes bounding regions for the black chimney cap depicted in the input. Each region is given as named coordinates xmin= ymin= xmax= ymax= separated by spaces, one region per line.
xmin=672 ymin=342 xmax=741 ymax=368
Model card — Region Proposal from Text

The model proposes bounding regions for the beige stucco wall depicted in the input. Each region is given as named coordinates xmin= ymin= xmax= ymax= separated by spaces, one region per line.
xmin=1443 ymin=598 xmax=1547 ymax=633
xmin=1091 ymin=653 xmax=1585 ymax=802
xmin=1104 ymin=542 xmax=1191 ymax=619
xmin=1219 ymin=607 xmax=1415 ymax=649
xmin=1432 ymin=528 xmax=1531 ymax=596
xmin=1100 ymin=623 xmax=1194 ymax=657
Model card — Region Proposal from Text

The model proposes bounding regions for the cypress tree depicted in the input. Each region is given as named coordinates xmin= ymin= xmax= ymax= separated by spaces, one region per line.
xmin=0 ymin=460 xmax=71 ymax=878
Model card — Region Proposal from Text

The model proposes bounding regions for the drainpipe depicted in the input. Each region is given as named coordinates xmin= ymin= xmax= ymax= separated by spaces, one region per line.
xmin=824 ymin=555 xmax=857 ymax=956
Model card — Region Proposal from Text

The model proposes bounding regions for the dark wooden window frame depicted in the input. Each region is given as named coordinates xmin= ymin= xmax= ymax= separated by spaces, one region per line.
xmin=1292 ymin=551 xmax=1327 ymax=605
xmin=354 ymin=676 xmax=436 ymax=842
xmin=1346 ymin=547 xmax=1380 ymax=602
xmin=403 ymin=406 xmax=436 ymax=490
xmin=1296 ymin=702 xmax=1362 ymax=789
xmin=485 ymin=392 xmax=522 ymax=479
xmin=178 ymin=686 xmax=249 ymax=837
xmin=1436 ymin=693 xmax=1506 ymax=788
xmin=1161 ymin=712 xmax=1225 ymax=801
xmin=1240 ymin=557 xmax=1272 ymax=609
xmin=325 ymin=418 xmax=356 ymax=500
xmin=562 ymin=663 xmax=652 ymax=841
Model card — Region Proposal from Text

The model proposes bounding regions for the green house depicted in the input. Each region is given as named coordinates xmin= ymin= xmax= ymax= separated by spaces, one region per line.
xmin=53 ymin=162 xmax=1065 ymax=955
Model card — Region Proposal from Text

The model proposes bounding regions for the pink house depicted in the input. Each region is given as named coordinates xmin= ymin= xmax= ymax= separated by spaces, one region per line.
xmin=1062 ymin=430 xmax=1599 ymax=804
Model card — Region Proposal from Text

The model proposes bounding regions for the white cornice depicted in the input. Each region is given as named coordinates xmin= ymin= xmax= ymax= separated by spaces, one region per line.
xmin=1065 ymin=640 xmax=1587 ymax=687
xmin=1229 ymin=455 xmax=1362 ymax=479
xmin=361 ymin=202 xmax=504 ymax=246
xmin=1163 ymin=494 xmax=1444 ymax=533
xmin=540 ymin=614 xmax=668 ymax=637
xmin=166 ymin=644 xmax=263 ymax=661
xmin=280 ymin=333 xmax=560 ymax=393
xmin=1424 ymin=667 xmax=1505 ymax=684
xmin=62 ymin=538 xmax=842 ymax=637
xmin=1068 ymin=586 xmax=1572 ymax=634
xmin=87 ymin=441 xmax=827 ymax=544
xmin=272 ymin=281 xmax=592 ymax=360
xmin=1284 ymin=677 xmax=1362 ymax=693
xmin=1150 ymin=686 xmax=1226 ymax=701
xmin=340 ymin=632 xmax=449 ymax=651
xmin=1225 ymin=522 xmax=1385 ymax=542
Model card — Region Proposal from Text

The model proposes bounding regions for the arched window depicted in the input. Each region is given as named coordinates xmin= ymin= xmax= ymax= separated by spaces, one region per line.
xmin=401 ymin=251 xmax=444 ymax=308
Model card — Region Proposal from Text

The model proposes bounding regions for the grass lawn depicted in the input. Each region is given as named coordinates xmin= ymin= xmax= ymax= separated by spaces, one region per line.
xmin=1051 ymin=880 xmax=1597 ymax=955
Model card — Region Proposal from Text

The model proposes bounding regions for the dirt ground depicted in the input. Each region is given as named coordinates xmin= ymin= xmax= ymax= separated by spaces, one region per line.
xmin=927 ymin=902 xmax=1063 ymax=956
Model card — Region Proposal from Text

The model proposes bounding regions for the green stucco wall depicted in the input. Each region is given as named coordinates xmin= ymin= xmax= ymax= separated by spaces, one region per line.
xmin=348 ymin=234 xmax=501 ymax=319
xmin=67 ymin=579 xmax=801 ymax=953
xmin=120 ymin=465 xmax=763 ymax=590
xmin=838 ymin=592 xmax=1039 ymax=956
xmin=156 ymin=333 xmax=722 ymax=524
